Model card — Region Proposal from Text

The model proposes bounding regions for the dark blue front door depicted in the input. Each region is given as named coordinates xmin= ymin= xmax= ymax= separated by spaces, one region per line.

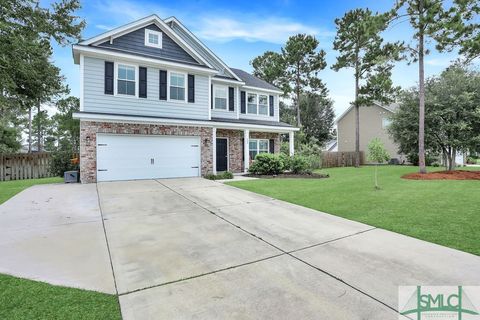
xmin=216 ymin=138 xmax=228 ymax=172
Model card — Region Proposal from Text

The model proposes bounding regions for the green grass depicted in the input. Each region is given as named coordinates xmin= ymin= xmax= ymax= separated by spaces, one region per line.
xmin=0 ymin=177 xmax=63 ymax=204
xmin=228 ymin=166 xmax=480 ymax=256
xmin=0 ymin=274 xmax=121 ymax=320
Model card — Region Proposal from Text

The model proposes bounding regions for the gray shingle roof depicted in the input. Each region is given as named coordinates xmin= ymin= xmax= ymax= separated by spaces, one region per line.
xmin=211 ymin=117 xmax=293 ymax=128
xmin=229 ymin=68 xmax=281 ymax=91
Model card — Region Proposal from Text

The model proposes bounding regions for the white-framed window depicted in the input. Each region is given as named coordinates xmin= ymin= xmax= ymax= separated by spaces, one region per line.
xmin=259 ymin=94 xmax=269 ymax=115
xmin=214 ymin=85 xmax=228 ymax=110
xmin=169 ymin=72 xmax=186 ymax=101
xmin=249 ymin=139 xmax=269 ymax=160
xmin=382 ymin=118 xmax=392 ymax=129
xmin=116 ymin=64 xmax=136 ymax=96
xmin=247 ymin=93 xmax=257 ymax=114
xmin=145 ymin=29 xmax=162 ymax=48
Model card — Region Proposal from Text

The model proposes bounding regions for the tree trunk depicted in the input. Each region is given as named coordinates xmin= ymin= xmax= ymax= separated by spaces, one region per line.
xmin=296 ymin=66 xmax=301 ymax=127
xmin=375 ymin=164 xmax=379 ymax=189
xmin=354 ymin=72 xmax=360 ymax=168
xmin=28 ymin=106 xmax=32 ymax=153
xmin=37 ymin=103 xmax=41 ymax=152
xmin=418 ymin=0 xmax=427 ymax=174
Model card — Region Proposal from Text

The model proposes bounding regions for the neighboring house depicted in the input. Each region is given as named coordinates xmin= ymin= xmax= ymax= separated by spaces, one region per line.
xmin=323 ymin=139 xmax=338 ymax=152
xmin=72 ymin=15 xmax=298 ymax=183
xmin=336 ymin=102 xmax=405 ymax=163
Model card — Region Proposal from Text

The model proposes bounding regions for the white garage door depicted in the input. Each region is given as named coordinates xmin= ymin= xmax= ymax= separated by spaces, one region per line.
xmin=96 ymin=134 xmax=200 ymax=182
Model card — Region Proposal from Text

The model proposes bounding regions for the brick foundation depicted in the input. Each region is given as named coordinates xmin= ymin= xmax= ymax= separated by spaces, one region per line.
xmin=216 ymin=129 xmax=281 ymax=173
xmin=80 ymin=121 xmax=213 ymax=183
xmin=79 ymin=121 xmax=282 ymax=182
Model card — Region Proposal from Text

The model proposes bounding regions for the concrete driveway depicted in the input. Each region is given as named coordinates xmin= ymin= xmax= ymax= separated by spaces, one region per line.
xmin=2 ymin=178 xmax=480 ymax=319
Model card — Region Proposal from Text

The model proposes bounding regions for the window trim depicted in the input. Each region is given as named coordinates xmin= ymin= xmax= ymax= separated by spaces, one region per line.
xmin=167 ymin=70 xmax=188 ymax=103
xmin=144 ymin=29 xmax=162 ymax=49
xmin=249 ymin=138 xmax=270 ymax=160
xmin=246 ymin=91 xmax=271 ymax=116
xmin=247 ymin=92 xmax=258 ymax=115
xmin=258 ymin=94 xmax=269 ymax=116
xmin=382 ymin=117 xmax=392 ymax=129
xmin=213 ymin=84 xmax=229 ymax=111
xmin=114 ymin=62 xmax=138 ymax=98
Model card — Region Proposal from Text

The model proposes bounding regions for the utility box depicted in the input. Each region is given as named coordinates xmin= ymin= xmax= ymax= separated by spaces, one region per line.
xmin=64 ymin=170 xmax=79 ymax=183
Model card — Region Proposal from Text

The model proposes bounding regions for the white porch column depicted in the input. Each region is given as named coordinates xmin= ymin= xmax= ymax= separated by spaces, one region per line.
xmin=244 ymin=129 xmax=250 ymax=173
xmin=212 ymin=127 xmax=217 ymax=174
xmin=289 ymin=131 xmax=295 ymax=156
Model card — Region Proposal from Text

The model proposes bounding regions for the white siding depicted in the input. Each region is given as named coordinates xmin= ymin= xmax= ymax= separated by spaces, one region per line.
xmin=240 ymin=91 xmax=280 ymax=122
xmin=83 ymin=56 xmax=209 ymax=120
xmin=211 ymin=85 xmax=238 ymax=119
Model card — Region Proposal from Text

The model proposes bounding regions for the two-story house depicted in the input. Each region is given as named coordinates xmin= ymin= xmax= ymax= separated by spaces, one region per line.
xmin=73 ymin=15 xmax=298 ymax=183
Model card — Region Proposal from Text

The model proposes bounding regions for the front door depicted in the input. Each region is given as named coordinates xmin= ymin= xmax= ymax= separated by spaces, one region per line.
xmin=216 ymin=138 xmax=228 ymax=172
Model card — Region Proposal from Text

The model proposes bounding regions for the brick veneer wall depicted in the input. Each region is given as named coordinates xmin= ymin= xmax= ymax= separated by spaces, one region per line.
xmin=79 ymin=121 xmax=213 ymax=183
xmin=216 ymin=129 xmax=281 ymax=173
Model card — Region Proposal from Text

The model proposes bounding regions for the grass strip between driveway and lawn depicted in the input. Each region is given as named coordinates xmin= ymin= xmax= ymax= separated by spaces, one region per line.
xmin=227 ymin=165 xmax=480 ymax=256
xmin=0 ymin=177 xmax=63 ymax=205
xmin=0 ymin=274 xmax=121 ymax=320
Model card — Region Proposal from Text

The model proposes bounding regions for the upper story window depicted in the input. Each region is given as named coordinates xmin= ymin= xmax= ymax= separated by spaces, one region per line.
xmin=382 ymin=118 xmax=392 ymax=129
xmin=145 ymin=29 xmax=162 ymax=48
xmin=214 ymin=85 xmax=227 ymax=110
xmin=247 ymin=93 xmax=257 ymax=114
xmin=259 ymin=94 xmax=269 ymax=115
xmin=170 ymin=72 xmax=186 ymax=101
xmin=247 ymin=92 xmax=270 ymax=116
xmin=117 ymin=64 xmax=136 ymax=96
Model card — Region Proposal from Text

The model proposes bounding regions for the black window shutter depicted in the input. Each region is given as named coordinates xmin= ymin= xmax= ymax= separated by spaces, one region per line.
xmin=228 ymin=87 xmax=235 ymax=111
xmin=240 ymin=91 xmax=246 ymax=114
xmin=269 ymin=139 xmax=275 ymax=153
xmin=104 ymin=61 xmax=114 ymax=95
xmin=242 ymin=138 xmax=245 ymax=162
xmin=211 ymin=84 xmax=213 ymax=109
xmin=269 ymin=95 xmax=274 ymax=117
xmin=159 ymin=70 xmax=167 ymax=100
xmin=188 ymin=74 xmax=195 ymax=103
xmin=139 ymin=67 xmax=147 ymax=98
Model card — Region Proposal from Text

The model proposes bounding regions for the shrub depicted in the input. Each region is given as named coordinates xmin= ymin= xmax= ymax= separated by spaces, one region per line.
xmin=279 ymin=153 xmax=292 ymax=170
xmin=205 ymin=171 xmax=233 ymax=180
xmin=49 ymin=151 xmax=78 ymax=177
xmin=249 ymin=153 xmax=284 ymax=175
xmin=290 ymin=155 xmax=310 ymax=174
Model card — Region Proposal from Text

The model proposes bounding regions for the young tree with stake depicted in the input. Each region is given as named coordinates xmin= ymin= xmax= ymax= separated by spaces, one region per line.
xmin=367 ymin=138 xmax=390 ymax=190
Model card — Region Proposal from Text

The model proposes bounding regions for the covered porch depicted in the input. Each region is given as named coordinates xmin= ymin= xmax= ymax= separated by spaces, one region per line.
xmin=211 ymin=127 xmax=296 ymax=174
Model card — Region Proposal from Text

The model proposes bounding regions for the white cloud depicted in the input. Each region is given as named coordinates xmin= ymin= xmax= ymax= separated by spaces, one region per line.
xmin=93 ymin=0 xmax=167 ymax=22
xmin=95 ymin=24 xmax=114 ymax=31
xmin=193 ymin=16 xmax=332 ymax=44
xmin=425 ymin=57 xmax=455 ymax=67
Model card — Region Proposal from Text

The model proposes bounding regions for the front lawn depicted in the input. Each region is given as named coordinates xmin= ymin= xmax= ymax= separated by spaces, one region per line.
xmin=0 ymin=177 xmax=63 ymax=205
xmin=228 ymin=166 xmax=480 ymax=256
xmin=0 ymin=274 xmax=121 ymax=320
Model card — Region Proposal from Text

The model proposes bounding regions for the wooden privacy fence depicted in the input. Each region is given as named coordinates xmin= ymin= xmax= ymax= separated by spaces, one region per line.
xmin=0 ymin=153 xmax=53 ymax=181
xmin=321 ymin=151 xmax=364 ymax=168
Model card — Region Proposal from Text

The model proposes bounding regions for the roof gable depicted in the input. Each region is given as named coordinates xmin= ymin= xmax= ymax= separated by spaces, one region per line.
xmin=335 ymin=102 xmax=397 ymax=124
xmin=97 ymin=24 xmax=199 ymax=65
xmin=79 ymin=15 xmax=212 ymax=68
xmin=164 ymin=16 xmax=242 ymax=81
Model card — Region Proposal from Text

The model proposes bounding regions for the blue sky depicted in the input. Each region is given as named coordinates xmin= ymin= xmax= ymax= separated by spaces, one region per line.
xmin=49 ymin=0 xmax=470 ymax=117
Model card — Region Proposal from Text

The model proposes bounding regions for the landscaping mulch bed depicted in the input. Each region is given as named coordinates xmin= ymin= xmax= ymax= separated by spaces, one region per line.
xmin=402 ymin=170 xmax=480 ymax=180
xmin=245 ymin=172 xmax=329 ymax=179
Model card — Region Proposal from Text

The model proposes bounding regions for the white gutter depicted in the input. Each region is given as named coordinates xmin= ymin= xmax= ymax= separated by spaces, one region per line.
xmin=242 ymin=85 xmax=283 ymax=94
xmin=73 ymin=112 xmax=299 ymax=133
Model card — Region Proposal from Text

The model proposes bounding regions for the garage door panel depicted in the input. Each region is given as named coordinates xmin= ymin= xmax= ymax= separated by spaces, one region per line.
xmin=96 ymin=134 xmax=200 ymax=182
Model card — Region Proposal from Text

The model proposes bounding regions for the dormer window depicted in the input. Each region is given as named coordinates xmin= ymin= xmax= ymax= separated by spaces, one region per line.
xmin=145 ymin=29 xmax=162 ymax=48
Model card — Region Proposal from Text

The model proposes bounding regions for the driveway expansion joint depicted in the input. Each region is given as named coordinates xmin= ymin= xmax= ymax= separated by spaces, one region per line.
xmin=155 ymin=179 xmax=399 ymax=314
xmin=95 ymin=184 xmax=123 ymax=317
